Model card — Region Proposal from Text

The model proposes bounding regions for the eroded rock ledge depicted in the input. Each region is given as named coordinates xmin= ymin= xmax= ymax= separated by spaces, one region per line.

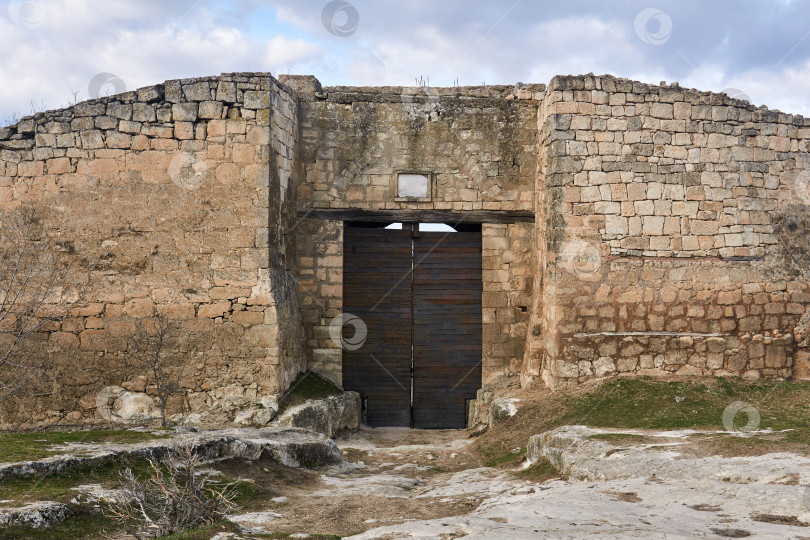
xmin=0 ymin=427 xmax=341 ymax=481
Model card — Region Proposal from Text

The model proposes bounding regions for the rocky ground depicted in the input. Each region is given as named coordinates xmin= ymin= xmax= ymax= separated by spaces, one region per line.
xmin=222 ymin=427 xmax=525 ymax=537
xmin=4 ymin=424 xmax=810 ymax=538
xmin=5 ymin=377 xmax=810 ymax=538
xmin=212 ymin=425 xmax=810 ymax=539
xmin=341 ymin=426 xmax=810 ymax=539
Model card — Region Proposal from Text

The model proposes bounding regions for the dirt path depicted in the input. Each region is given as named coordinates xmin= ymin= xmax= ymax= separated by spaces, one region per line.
xmin=222 ymin=427 xmax=529 ymax=538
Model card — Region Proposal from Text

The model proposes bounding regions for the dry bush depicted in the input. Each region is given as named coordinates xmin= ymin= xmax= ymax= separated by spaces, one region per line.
xmin=0 ymin=206 xmax=78 ymax=414
xmin=105 ymin=437 xmax=239 ymax=539
xmin=126 ymin=316 xmax=185 ymax=427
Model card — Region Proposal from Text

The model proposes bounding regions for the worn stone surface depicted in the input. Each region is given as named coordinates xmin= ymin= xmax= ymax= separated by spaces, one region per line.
xmin=795 ymin=308 xmax=810 ymax=348
xmin=348 ymin=425 xmax=810 ymax=539
xmin=0 ymin=502 xmax=71 ymax=529
xmin=0 ymin=427 xmax=340 ymax=481
xmin=524 ymin=74 xmax=810 ymax=389
xmin=229 ymin=511 xmax=283 ymax=535
xmin=528 ymin=424 xmax=810 ymax=484
xmin=276 ymin=391 xmax=361 ymax=437
xmin=95 ymin=385 xmax=160 ymax=423
xmin=489 ymin=398 xmax=520 ymax=426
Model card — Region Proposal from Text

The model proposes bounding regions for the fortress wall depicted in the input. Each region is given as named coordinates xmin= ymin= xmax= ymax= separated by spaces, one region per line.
xmin=481 ymin=222 xmax=534 ymax=382
xmin=522 ymin=90 xmax=556 ymax=386
xmin=292 ymin=82 xmax=541 ymax=384
xmin=4 ymin=69 xmax=810 ymax=425
xmin=0 ymin=73 xmax=305 ymax=425
xmin=533 ymin=74 xmax=810 ymax=389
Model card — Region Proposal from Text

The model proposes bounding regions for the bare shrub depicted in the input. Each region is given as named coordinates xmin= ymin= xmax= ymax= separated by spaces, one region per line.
xmin=0 ymin=206 xmax=78 ymax=411
xmin=105 ymin=437 xmax=239 ymax=539
xmin=126 ymin=316 xmax=184 ymax=427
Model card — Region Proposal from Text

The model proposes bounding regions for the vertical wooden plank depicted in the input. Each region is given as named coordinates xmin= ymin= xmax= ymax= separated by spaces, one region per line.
xmin=342 ymin=227 xmax=413 ymax=427
xmin=412 ymin=232 xmax=483 ymax=429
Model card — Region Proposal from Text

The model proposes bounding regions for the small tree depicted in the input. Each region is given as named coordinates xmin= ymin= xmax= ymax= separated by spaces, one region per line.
xmin=0 ymin=206 xmax=76 ymax=412
xmin=126 ymin=316 xmax=183 ymax=428
xmin=105 ymin=437 xmax=239 ymax=539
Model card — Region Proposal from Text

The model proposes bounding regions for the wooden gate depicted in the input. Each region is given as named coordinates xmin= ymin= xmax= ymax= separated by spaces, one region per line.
xmin=342 ymin=225 xmax=482 ymax=429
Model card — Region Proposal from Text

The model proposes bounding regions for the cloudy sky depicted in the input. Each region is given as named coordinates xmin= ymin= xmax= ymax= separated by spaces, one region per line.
xmin=2 ymin=0 xmax=810 ymax=124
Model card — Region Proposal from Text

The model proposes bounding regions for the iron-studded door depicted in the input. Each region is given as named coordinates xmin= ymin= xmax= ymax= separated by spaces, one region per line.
xmin=342 ymin=225 xmax=482 ymax=429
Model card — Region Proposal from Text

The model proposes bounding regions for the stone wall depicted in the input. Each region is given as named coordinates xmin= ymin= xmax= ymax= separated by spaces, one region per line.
xmin=295 ymin=83 xmax=539 ymax=212
xmin=526 ymin=74 xmax=810 ymax=389
xmin=0 ymin=73 xmax=305 ymax=425
xmin=293 ymin=82 xmax=541 ymax=384
xmin=3 ymin=69 xmax=810 ymax=425
xmin=482 ymin=223 xmax=534 ymax=382
xmin=295 ymin=218 xmax=344 ymax=385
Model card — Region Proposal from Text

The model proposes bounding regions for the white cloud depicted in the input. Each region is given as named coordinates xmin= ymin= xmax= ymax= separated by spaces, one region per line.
xmin=0 ymin=0 xmax=320 ymax=122
xmin=715 ymin=60 xmax=810 ymax=115
xmin=264 ymin=35 xmax=320 ymax=73
xmin=2 ymin=0 xmax=810 ymax=122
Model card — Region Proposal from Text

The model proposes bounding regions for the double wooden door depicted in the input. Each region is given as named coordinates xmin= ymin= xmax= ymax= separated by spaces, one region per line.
xmin=342 ymin=226 xmax=482 ymax=429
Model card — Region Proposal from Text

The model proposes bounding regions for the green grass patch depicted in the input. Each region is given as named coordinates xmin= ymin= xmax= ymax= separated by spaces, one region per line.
xmin=476 ymin=377 xmax=810 ymax=466
xmin=558 ymin=378 xmax=810 ymax=432
xmin=0 ymin=457 xmax=154 ymax=505
xmin=480 ymin=445 xmax=526 ymax=468
xmin=588 ymin=433 xmax=647 ymax=445
xmin=513 ymin=457 xmax=559 ymax=483
xmin=0 ymin=429 xmax=169 ymax=463
xmin=157 ymin=520 xmax=244 ymax=540
xmin=546 ymin=378 xmax=810 ymax=433
xmin=1 ymin=513 xmax=243 ymax=540
xmin=278 ymin=371 xmax=343 ymax=413
xmin=210 ymin=457 xmax=319 ymax=513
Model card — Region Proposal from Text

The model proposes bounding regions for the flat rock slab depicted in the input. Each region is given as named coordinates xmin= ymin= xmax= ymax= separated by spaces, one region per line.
xmin=528 ymin=425 xmax=810 ymax=484
xmin=347 ymin=477 xmax=810 ymax=539
xmin=348 ymin=425 xmax=810 ymax=539
xmin=0 ymin=427 xmax=341 ymax=481
xmin=229 ymin=510 xmax=283 ymax=535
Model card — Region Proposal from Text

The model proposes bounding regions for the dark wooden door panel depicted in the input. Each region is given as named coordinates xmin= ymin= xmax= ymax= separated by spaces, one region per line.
xmin=343 ymin=227 xmax=482 ymax=429
xmin=343 ymin=228 xmax=412 ymax=427
xmin=412 ymin=232 xmax=482 ymax=429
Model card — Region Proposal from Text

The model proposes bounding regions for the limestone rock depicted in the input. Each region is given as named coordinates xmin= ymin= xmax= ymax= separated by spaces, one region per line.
xmin=468 ymin=422 xmax=489 ymax=437
xmin=254 ymin=407 xmax=277 ymax=425
xmin=795 ymin=308 xmax=810 ymax=348
xmin=229 ymin=510 xmax=282 ymax=535
xmin=489 ymin=398 xmax=520 ymax=426
xmin=234 ymin=409 xmax=256 ymax=426
xmin=0 ymin=502 xmax=71 ymax=529
xmin=69 ymin=484 xmax=120 ymax=510
xmin=232 ymin=396 xmax=279 ymax=427
xmin=275 ymin=392 xmax=361 ymax=438
xmin=95 ymin=386 xmax=160 ymax=424
xmin=0 ymin=427 xmax=341 ymax=482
